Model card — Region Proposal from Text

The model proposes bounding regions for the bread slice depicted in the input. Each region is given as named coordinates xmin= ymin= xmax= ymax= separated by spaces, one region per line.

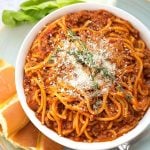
xmin=0 ymin=61 xmax=19 ymax=136
xmin=0 ymin=125 xmax=2 ymax=136
xmin=9 ymin=122 xmax=39 ymax=150
xmin=36 ymin=134 xmax=64 ymax=150
xmin=0 ymin=64 xmax=16 ymax=106
xmin=0 ymin=59 xmax=63 ymax=150
xmin=0 ymin=59 xmax=10 ymax=70
xmin=0 ymin=101 xmax=29 ymax=137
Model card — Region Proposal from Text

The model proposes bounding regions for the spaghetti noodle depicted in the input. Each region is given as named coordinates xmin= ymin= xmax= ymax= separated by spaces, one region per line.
xmin=24 ymin=10 xmax=150 ymax=142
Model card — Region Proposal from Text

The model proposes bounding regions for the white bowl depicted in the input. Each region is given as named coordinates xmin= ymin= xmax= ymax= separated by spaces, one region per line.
xmin=15 ymin=3 xmax=150 ymax=150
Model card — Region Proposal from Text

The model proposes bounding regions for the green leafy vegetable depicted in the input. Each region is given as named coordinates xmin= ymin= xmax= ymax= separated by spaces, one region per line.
xmin=2 ymin=10 xmax=36 ymax=27
xmin=2 ymin=0 xmax=85 ymax=27
xmin=21 ymin=1 xmax=58 ymax=11
xmin=20 ymin=0 xmax=49 ymax=8
xmin=25 ymin=7 xmax=57 ymax=20
xmin=56 ymin=0 xmax=85 ymax=7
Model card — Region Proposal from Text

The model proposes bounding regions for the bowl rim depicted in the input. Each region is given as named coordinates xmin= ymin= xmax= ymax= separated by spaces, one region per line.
xmin=15 ymin=2 xmax=150 ymax=150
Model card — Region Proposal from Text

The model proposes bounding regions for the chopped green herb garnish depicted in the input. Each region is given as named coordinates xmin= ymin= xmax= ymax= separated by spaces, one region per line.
xmin=93 ymin=99 xmax=101 ymax=110
xmin=79 ymin=40 xmax=88 ymax=51
xmin=102 ymin=68 xmax=111 ymax=78
xmin=116 ymin=84 xmax=124 ymax=92
xmin=68 ymin=49 xmax=94 ymax=67
xmin=116 ymin=84 xmax=132 ymax=101
xmin=48 ymin=55 xmax=56 ymax=63
xmin=67 ymin=29 xmax=79 ymax=41
xmin=57 ymin=47 xmax=63 ymax=52
xmin=94 ymin=66 xmax=115 ymax=81
xmin=67 ymin=29 xmax=76 ymax=37
xmin=125 ymin=93 xmax=132 ymax=101
xmin=67 ymin=29 xmax=115 ymax=82
xmin=92 ymin=81 xmax=99 ymax=89
xmin=67 ymin=29 xmax=88 ymax=51
xmin=68 ymin=48 xmax=115 ymax=81
xmin=94 ymin=67 xmax=102 ymax=75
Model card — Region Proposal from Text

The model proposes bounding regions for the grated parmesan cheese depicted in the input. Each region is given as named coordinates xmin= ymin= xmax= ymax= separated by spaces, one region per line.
xmin=55 ymin=35 xmax=116 ymax=97
xmin=69 ymin=64 xmax=93 ymax=90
